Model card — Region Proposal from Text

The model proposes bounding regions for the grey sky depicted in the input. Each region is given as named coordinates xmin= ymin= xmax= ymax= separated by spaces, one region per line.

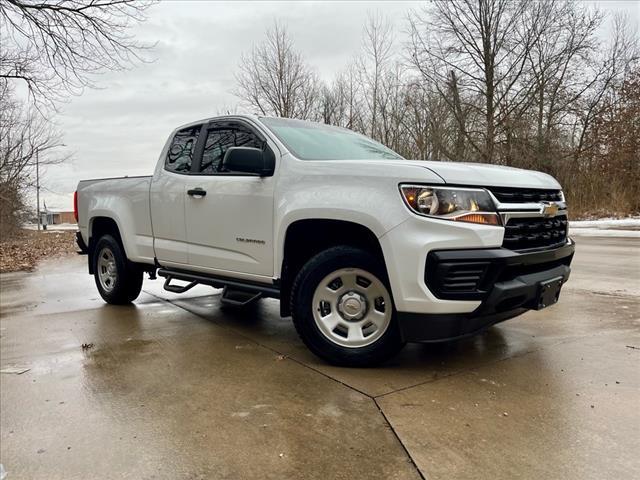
xmin=39 ymin=0 xmax=638 ymax=210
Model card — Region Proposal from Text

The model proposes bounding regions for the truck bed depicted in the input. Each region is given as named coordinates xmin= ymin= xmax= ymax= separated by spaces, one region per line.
xmin=77 ymin=175 xmax=155 ymax=265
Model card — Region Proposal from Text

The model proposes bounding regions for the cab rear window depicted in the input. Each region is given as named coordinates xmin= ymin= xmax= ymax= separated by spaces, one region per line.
xmin=166 ymin=125 xmax=202 ymax=173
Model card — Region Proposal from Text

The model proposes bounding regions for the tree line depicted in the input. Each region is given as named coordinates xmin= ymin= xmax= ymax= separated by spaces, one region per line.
xmin=235 ymin=1 xmax=639 ymax=217
xmin=0 ymin=0 xmax=637 ymax=239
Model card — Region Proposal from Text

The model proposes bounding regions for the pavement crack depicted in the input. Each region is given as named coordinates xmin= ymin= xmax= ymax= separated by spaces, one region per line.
xmin=374 ymin=369 xmax=477 ymax=401
xmin=143 ymin=288 xmax=427 ymax=479
xmin=374 ymin=398 xmax=427 ymax=480
xmin=374 ymin=335 xmax=586 ymax=400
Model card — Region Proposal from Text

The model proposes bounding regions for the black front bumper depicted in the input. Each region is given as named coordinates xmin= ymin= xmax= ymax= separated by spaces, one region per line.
xmin=398 ymin=240 xmax=575 ymax=343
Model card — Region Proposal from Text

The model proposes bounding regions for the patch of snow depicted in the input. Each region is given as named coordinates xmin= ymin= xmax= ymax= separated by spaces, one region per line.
xmin=570 ymin=217 xmax=640 ymax=228
xmin=569 ymin=227 xmax=640 ymax=238
xmin=569 ymin=217 xmax=640 ymax=237
xmin=23 ymin=223 xmax=78 ymax=231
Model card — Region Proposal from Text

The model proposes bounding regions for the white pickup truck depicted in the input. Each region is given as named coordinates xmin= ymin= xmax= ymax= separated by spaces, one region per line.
xmin=75 ymin=115 xmax=575 ymax=366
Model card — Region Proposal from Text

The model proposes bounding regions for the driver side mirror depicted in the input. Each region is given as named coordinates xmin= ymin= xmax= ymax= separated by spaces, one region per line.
xmin=222 ymin=147 xmax=274 ymax=176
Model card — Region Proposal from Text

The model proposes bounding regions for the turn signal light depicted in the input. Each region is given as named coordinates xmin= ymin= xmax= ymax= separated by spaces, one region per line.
xmin=453 ymin=212 xmax=500 ymax=225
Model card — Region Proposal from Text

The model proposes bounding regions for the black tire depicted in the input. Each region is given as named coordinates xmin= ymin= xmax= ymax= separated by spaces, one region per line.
xmin=93 ymin=234 xmax=143 ymax=305
xmin=291 ymin=246 xmax=405 ymax=367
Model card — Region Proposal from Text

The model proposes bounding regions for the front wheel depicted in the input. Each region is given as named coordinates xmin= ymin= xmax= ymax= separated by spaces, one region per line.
xmin=291 ymin=246 xmax=405 ymax=367
xmin=93 ymin=234 xmax=143 ymax=305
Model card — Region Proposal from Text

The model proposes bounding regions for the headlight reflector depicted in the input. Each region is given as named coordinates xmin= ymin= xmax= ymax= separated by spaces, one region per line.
xmin=400 ymin=185 xmax=500 ymax=225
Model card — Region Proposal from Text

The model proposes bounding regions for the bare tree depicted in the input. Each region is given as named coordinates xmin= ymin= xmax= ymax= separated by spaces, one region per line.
xmin=569 ymin=14 xmax=639 ymax=159
xmin=400 ymin=81 xmax=432 ymax=159
xmin=325 ymin=66 xmax=366 ymax=130
xmin=407 ymin=0 xmax=546 ymax=163
xmin=0 ymin=0 xmax=155 ymax=109
xmin=235 ymin=22 xmax=319 ymax=119
xmin=0 ymin=83 xmax=67 ymax=236
xmin=0 ymin=0 xmax=154 ymax=235
xmin=376 ymin=61 xmax=409 ymax=152
xmin=521 ymin=1 xmax=603 ymax=170
xmin=318 ymin=81 xmax=345 ymax=125
xmin=357 ymin=12 xmax=394 ymax=139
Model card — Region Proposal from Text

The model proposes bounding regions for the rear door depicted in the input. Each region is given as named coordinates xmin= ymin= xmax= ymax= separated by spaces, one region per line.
xmin=150 ymin=124 xmax=203 ymax=266
xmin=183 ymin=120 xmax=276 ymax=279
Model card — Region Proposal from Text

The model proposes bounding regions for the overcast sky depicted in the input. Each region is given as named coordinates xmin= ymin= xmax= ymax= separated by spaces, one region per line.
xmin=38 ymin=0 xmax=638 ymax=210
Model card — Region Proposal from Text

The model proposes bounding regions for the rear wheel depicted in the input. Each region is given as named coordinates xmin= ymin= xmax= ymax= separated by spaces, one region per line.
xmin=93 ymin=234 xmax=143 ymax=304
xmin=291 ymin=246 xmax=404 ymax=366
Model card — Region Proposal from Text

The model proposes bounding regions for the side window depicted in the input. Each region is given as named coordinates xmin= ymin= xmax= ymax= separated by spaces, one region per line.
xmin=166 ymin=125 xmax=201 ymax=173
xmin=200 ymin=126 xmax=263 ymax=174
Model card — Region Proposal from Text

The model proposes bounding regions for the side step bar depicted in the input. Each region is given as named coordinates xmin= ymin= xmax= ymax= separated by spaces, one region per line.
xmin=157 ymin=268 xmax=280 ymax=299
xmin=220 ymin=287 xmax=262 ymax=307
xmin=163 ymin=277 xmax=197 ymax=294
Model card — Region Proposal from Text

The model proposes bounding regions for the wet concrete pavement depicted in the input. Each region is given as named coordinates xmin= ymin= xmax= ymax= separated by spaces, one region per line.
xmin=1 ymin=236 xmax=638 ymax=479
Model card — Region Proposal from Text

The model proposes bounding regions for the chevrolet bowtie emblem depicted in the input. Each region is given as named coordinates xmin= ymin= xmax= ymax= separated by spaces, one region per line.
xmin=541 ymin=202 xmax=560 ymax=217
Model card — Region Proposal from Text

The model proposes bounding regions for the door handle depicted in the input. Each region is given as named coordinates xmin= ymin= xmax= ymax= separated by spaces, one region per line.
xmin=187 ymin=188 xmax=206 ymax=197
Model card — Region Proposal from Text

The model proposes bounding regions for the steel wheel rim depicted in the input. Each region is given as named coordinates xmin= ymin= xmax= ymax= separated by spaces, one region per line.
xmin=312 ymin=268 xmax=392 ymax=348
xmin=97 ymin=247 xmax=117 ymax=293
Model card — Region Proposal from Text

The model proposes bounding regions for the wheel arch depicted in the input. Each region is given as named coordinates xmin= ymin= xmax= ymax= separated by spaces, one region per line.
xmin=87 ymin=216 xmax=126 ymax=274
xmin=278 ymin=218 xmax=388 ymax=317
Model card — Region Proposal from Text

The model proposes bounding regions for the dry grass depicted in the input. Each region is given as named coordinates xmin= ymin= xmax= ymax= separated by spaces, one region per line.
xmin=0 ymin=229 xmax=77 ymax=273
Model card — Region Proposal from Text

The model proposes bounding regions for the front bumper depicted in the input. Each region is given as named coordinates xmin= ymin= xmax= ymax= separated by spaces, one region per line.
xmin=397 ymin=240 xmax=575 ymax=342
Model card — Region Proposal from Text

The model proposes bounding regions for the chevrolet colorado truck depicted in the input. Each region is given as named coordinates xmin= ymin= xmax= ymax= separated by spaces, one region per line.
xmin=75 ymin=115 xmax=575 ymax=366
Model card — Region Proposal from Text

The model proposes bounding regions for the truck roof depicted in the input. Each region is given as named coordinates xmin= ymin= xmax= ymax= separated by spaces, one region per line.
xmin=174 ymin=114 xmax=262 ymax=131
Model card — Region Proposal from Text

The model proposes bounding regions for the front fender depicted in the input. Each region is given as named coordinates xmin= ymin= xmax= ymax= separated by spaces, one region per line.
xmin=274 ymin=191 xmax=411 ymax=278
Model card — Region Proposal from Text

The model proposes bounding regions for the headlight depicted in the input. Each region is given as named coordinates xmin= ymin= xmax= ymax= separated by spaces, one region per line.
xmin=400 ymin=185 xmax=500 ymax=225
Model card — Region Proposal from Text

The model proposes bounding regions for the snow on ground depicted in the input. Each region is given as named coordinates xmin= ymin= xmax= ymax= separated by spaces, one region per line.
xmin=569 ymin=217 xmax=640 ymax=238
xmin=569 ymin=217 xmax=640 ymax=228
xmin=23 ymin=223 xmax=78 ymax=231
xmin=568 ymin=228 xmax=640 ymax=238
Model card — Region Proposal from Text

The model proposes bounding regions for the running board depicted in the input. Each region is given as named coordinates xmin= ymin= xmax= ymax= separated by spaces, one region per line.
xmin=220 ymin=287 xmax=262 ymax=307
xmin=157 ymin=268 xmax=280 ymax=299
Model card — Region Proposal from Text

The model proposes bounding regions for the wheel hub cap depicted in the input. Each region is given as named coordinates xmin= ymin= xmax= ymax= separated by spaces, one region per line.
xmin=97 ymin=247 xmax=117 ymax=293
xmin=338 ymin=291 xmax=367 ymax=321
xmin=311 ymin=268 xmax=392 ymax=349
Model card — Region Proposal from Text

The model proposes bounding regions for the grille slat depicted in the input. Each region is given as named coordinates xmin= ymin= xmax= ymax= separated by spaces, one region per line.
xmin=443 ymin=282 xmax=479 ymax=290
xmin=503 ymin=215 xmax=568 ymax=251
xmin=448 ymin=269 xmax=485 ymax=275
xmin=433 ymin=261 xmax=492 ymax=296
xmin=445 ymin=275 xmax=483 ymax=282
xmin=489 ymin=187 xmax=562 ymax=204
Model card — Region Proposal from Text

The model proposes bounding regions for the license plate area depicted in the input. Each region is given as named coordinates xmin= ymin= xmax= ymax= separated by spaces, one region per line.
xmin=535 ymin=276 xmax=564 ymax=310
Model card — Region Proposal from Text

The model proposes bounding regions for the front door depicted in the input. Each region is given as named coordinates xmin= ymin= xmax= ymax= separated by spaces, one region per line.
xmin=183 ymin=120 xmax=276 ymax=279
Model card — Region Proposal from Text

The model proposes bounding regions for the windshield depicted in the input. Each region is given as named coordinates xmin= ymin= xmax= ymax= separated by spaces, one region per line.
xmin=259 ymin=117 xmax=403 ymax=161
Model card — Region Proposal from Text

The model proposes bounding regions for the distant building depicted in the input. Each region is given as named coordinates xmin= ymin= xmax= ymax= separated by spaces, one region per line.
xmin=41 ymin=210 xmax=76 ymax=225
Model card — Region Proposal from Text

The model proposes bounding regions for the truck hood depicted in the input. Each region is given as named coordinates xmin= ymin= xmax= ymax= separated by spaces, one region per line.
xmin=365 ymin=159 xmax=561 ymax=189
xmin=419 ymin=161 xmax=560 ymax=189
